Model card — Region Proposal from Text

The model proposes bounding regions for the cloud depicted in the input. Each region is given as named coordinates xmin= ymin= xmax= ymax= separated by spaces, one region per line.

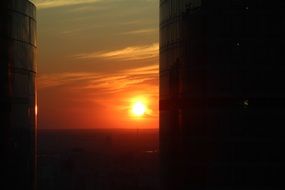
xmin=38 ymin=72 xmax=101 ymax=89
xmin=121 ymin=28 xmax=157 ymax=35
xmin=38 ymin=64 xmax=158 ymax=95
xmin=34 ymin=0 xmax=157 ymax=9
xmin=34 ymin=0 xmax=100 ymax=9
xmin=123 ymin=64 xmax=158 ymax=75
xmin=76 ymin=43 xmax=158 ymax=61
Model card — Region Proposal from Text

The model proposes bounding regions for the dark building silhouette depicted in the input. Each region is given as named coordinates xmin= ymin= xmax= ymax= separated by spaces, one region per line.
xmin=0 ymin=0 xmax=37 ymax=189
xmin=160 ymin=0 xmax=285 ymax=189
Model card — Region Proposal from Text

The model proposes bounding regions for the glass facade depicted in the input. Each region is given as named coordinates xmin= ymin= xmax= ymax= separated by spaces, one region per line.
xmin=159 ymin=1 xmax=203 ymax=189
xmin=0 ymin=1 xmax=37 ymax=189
xmin=160 ymin=0 xmax=285 ymax=189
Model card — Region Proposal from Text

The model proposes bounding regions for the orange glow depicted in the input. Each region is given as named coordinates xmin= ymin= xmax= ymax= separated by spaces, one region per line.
xmin=35 ymin=105 xmax=38 ymax=116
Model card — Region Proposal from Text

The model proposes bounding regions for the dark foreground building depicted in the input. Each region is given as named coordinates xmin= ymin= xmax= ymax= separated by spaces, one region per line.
xmin=160 ymin=0 xmax=285 ymax=189
xmin=0 ymin=0 xmax=37 ymax=189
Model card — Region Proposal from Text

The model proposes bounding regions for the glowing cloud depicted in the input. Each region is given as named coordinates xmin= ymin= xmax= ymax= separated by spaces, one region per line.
xmin=76 ymin=43 xmax=159 ymax=61
xmin=34 ymin=0 xmax=100 ymax=9
xmin=38 ymin=64 xmax=158 ymax=93
xmin=122 ymin=28 xmax=157 ymax=35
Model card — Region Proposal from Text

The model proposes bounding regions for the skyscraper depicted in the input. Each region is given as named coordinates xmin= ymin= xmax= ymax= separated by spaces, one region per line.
xmin=0 ymin=0 xmax=37 ymax=189
xmin=160 ymin=0 xmax=285 ymax=189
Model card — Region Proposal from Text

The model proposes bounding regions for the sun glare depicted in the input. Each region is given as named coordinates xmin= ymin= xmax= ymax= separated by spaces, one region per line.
xmin=129 ymin=96 xmax=153 ymax=119
xmin=132 ymin=102 xmax=146 ymax=117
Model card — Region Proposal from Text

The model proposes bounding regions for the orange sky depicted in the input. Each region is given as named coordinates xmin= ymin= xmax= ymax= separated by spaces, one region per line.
xmin=31 ymin=0 xmax=159 ymax=129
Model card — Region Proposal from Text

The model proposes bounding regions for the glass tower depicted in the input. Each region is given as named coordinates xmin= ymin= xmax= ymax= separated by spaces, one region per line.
xmin=0 ymin=1 xmax=37 ymax=189
xmin=160 ymin=0 xmax=285 ymax=189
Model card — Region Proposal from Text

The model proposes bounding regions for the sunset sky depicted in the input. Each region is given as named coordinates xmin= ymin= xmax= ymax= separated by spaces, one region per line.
xmin=31 ymin=0 xmax=159 ymax=129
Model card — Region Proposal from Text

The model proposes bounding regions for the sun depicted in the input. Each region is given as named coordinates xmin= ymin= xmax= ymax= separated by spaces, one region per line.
xmin=132 ymin=102 xmax=146 ymax=117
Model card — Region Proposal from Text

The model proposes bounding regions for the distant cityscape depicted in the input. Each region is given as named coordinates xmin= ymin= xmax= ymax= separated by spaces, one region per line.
xmin=37 ymin=129 xmax=159 ymax=190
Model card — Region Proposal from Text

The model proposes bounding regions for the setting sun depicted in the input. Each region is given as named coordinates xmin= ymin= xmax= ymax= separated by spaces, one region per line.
xmin=132 ymin=102 xmax=146 ymax=116
xmin=129 ymin=96 xmax=153 ymax=118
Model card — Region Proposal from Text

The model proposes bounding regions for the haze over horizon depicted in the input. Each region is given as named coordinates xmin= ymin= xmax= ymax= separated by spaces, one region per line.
xmin=30 ymin=0 xmax=159 ymax=129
